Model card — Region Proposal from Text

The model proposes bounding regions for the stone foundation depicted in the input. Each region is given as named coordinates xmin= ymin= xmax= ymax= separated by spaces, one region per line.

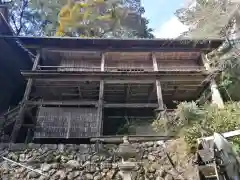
xmin=0 ymin=140 xmax=198 ymax=180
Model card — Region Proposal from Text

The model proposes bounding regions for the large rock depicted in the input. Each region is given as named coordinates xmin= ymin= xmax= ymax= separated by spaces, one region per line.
xmin=54 ymin=170 xmax=67 ymax=180
xmin=148 ymin=154 xmax=156 ymax=161
xmin=85 ymin=173 xmax=94 ymax=180
xmin=165 ymin=174 xmax=174 ymax=180
xmin=41 ymin=163 xmax=52 ymax=172
xmin=19 ymin=154 xmax=26 ymax=162
xmin=156 ymin=168 xmax=166 ymax=177
xmin=93 ymin=175 xmax=102 ymax=180
xmin=67 ymin=171 xmax=80 ymax=179
xmin=28 ymin=171 xmax=41 ymax=178
xmin=106 ymin=169 xmax=117 ymax=179
xmin=66 ymin=160 xmax=80 ymax=169
xmin=7 ymin=152 xmax=18 ymax=161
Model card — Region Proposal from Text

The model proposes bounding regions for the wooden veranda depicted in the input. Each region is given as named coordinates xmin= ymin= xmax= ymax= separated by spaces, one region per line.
xmin=0 ymin=36 xmax=223 ymax=143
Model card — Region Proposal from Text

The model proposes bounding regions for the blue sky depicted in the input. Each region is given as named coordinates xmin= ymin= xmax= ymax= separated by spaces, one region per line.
xmin=142 ymin=0 xmax=189 ymax=38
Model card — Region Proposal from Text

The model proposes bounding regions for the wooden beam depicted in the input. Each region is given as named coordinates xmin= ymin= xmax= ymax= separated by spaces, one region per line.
xmin=101 ymin=53 xmax=105 ymax=71
xmin=35 ymin=82 xmax=203 ymax=87
xmin=97 ymin=53 xmax=105 ymax=135
xmin=21 ymin=70 xmax=209 ymax=78
xmin=23 ymin=74 xmax=207 ymax=82
xmin=125 ymin=84 xmax=131 ymax=102
xmin=152 ymin=53 xmax=164 ymax=110
xmin=29 ymin=46 xmax=217 ymax=52
xmin=106 ymin=80 xmax=155 ymax=84
xmin=37 ymin=87 xmax=198 ymax=91
xmin=33 ymin=134 xmax=176 ymax=144
xmin=201 ymin=53 xmax=224 ymax=108
xmin=107 ymin=116 xmax=153 ymax=119
xmin=156 ymin=81 xmax=164 ymax=110
xmin=98 ymin=81 xmax=104 ymax=134
xmin=11 ymin=52 xmax=41 ymax=143
xmin=104 ymin=103 xmax=158 ymax=108
xmin=25 ymin=100 xmax=98 ymax=106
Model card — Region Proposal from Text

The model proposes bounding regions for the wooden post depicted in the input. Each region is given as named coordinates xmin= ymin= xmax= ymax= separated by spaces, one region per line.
xmin=97 ymin=53 xmax=105 ymax=135
xmin=11 ymin=52 xmax=41 ymax=143
xmin=152 ymin=53 xmax=164 ymax=110
xmin=0 ymin=4 xmax=9 ymax=23
xmin=101 ymin=52 xmax=105 ymax=72
xmin=201 ymin=53 xmax=224 ymax=108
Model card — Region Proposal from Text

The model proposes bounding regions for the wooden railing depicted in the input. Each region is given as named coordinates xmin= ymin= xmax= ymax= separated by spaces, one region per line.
xmin=37 ymin=65 xmax=205 ymax=72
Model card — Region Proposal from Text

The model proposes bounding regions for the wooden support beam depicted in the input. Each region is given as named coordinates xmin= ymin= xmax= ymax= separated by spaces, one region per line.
xmin=25 ymin=100 xmax=98 ymax=106
xmin=104 ymin=103 xmax=158 ymax=108
xmin=152 ymin=53 xmax=164 ymax=110
xmin=22 ymin=72 xmax=208 ymax=85
xmin=21 ymin=70 xmax=208 ymax=78
xmin=11 ymin=52 xmax=41 ymax=143
xmin=77 ymin=87 xmax=82 ymax=99
xmin=101 ymin=53 xmax=105 ymax=71
xmin=33 ymin=134 xmax=176 ymax=144
xmin=97 ymin=53 xmax=105 ymax=135
xmin=98 ymin=81 xmax=104 ymax=134
xmin=25 ymin=102 xmax=158 ymax=108
xmin=35 ymin=79 xmax=205 ymax=85
xmin=156 ymin=81 xmax=164 ymax=110
xmin=125 ymin=84 xmax=131 ymax=102
xmin=201 ymin=53 xmax=224 ymax=108
xmin=107 ymin=116 xmax=153 ymax=119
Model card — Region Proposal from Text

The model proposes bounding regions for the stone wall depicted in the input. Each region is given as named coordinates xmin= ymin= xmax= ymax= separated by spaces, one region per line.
xmin=0 ymin=139 xmax=198 ymax=180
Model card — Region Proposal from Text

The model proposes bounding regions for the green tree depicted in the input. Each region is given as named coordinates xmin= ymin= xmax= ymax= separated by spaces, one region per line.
xmin=7 ymin=0 xmax=154 ymax=38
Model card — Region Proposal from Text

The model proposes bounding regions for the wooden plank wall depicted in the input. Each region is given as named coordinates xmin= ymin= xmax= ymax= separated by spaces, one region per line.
xmin=34 ymin=107 xmax=98 ymax=138
xmin=58 ymin=59 xmax=100 ymax=72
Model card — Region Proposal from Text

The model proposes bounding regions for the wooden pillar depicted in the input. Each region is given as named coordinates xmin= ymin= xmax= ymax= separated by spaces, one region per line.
xmin=97 ymin=53 xmax=105 ymax=135
xmin=152 ymin=53 xmax=164 ymax=110
xmin=202 ymin=53 xmax=224 ymax=108
xmin=0 ymin=4 xmax=9 ymax=23
xmin=11 ymin=52 xmax=41 ymax=143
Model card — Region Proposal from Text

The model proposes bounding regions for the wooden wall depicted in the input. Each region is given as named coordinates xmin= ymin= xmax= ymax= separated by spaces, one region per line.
xmin=34 ymin=107 xmax=98 ymax=138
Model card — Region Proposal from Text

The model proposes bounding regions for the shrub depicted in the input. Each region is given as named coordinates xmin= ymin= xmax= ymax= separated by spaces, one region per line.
xmin=152 ymin=102 xmax=240 ymax=151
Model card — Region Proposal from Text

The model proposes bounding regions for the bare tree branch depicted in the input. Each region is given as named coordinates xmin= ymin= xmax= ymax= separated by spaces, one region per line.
xmin=16 ymin=0 xmax=28 ymax=35
xmin=10 ymin=14 xmax=18 ymax=34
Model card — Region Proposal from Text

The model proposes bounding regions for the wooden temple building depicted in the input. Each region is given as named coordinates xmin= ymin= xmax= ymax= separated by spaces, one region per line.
xmin=0 ymin=4 xmax=225 ymax=144
xmin=0 ymin=35 xmax=224 ymax=144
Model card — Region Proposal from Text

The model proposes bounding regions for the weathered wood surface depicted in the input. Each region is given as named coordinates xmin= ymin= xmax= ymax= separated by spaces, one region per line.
xmin=34 ymin=107 xmax=98 ymax=139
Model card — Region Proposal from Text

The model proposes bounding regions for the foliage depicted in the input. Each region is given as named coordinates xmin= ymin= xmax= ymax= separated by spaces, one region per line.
xmin=152 ymin=102 xmax=240 ymax=150
xmin=217 ymin=49 xmax=240 ymax=100
xmin=7 ymin=0 xmax=154 ymax=38
xmin=152 ymin=101 xmax=204 ymax=135
xmin=152 ymin=117 xmax=166 ymax=133
xmin=56 ymin=0 xmax=137 ymax=37
xmin=175 ymin=0 xmax=237 ymax=38
xmin=175 ymin=0 xmax=240 ymax=100
xmin=174 ymin=101 xmax=204 ymax=126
